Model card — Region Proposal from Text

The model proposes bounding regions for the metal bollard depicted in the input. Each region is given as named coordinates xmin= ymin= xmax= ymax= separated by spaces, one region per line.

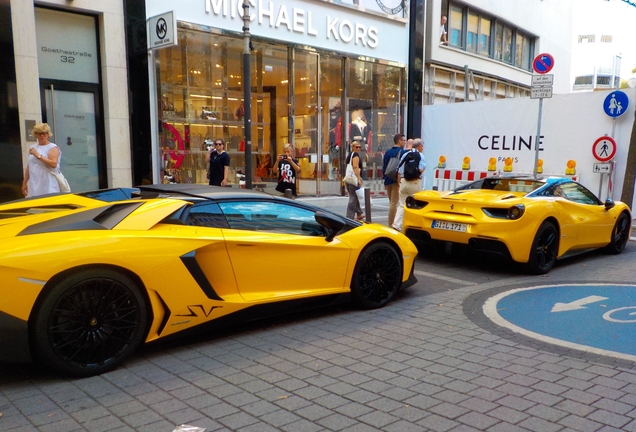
xmin=364 ymin=187 xmax=372 ymax=222
xmin=284 ymin=188 xmax=293 ymax=199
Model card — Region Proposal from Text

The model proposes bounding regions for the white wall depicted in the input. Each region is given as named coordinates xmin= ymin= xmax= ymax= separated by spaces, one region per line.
xmin=422 ymin=88 xmax=636 ymax=202
xmin=428 ymin=0 xmax=574 ymax=94
xmin=571 ymin=0 xmax=636 ymax=86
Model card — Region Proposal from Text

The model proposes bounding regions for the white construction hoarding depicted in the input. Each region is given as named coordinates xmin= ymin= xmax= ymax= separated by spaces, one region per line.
xmin=422 ymin=88 xmax=636 ymax=202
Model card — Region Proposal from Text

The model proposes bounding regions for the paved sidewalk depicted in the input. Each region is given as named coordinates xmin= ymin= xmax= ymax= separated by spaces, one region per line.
xmin=2 ymin=253 xmax=636 ymax=431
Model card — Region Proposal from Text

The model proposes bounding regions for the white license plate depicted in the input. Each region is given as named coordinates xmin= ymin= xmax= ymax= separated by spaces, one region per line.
xmin=432 ymin=220 xmax=467 ymax=232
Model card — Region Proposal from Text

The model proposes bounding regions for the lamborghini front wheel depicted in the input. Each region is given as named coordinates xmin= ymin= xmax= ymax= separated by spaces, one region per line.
xmin=32 ymin=269 xmax=148 ymax=377
xmin=351 ymin=242 xmax=402 ymax=309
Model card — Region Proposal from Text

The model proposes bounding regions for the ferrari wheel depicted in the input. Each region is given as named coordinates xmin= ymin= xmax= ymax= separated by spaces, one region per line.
xmin=351 ymin=242 xmax=402 ymax=309
xmin=32 ymin=269 xmax=148 ymax=377
xmin=605 ymin=212 xmax=631 ymax=255
xmin=526 ymin=221 xmax=558 ymax=275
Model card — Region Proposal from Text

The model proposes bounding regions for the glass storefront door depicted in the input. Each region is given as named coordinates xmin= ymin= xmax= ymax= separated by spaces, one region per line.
xmin=43 ymin=84 xmax=102 ymax=192
xmin=320 ymin=55 xmax=344 ymax=195
xmin=293 ymin=51 xmax=319 ymax=195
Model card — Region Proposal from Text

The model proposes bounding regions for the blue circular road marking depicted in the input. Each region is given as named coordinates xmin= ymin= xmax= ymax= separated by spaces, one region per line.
xmin=484 ymin=284 xmax=636 ymax=361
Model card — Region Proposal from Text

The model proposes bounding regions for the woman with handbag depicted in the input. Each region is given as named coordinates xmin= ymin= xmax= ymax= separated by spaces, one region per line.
xmin=344 ymin=138 xmax=364 ymax=221
xmin=22 ymin=123 xmax=69 ymax=197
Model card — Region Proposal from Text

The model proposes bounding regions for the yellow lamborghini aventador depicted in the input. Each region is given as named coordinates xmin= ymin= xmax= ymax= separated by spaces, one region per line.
xmin=403 ymin=176 xmax=631 ymax=274
xmin=0 ymin=185 xmax=417 ymax=377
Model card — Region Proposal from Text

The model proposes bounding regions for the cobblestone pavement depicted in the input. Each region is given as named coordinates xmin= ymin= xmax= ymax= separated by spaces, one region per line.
xmin=1 ymin=200 xmax=636 ymax=431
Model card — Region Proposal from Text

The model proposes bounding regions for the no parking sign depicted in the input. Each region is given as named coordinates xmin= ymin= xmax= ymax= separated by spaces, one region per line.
xmin=532 ymin=53 xmax=554 ymax=74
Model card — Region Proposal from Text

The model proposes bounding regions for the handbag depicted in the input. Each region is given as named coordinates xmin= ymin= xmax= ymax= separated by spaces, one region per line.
xmin=49 ymin=169 xmax=71 ymax=193
xmin=343 ymin=161 xmax=358 ymax=186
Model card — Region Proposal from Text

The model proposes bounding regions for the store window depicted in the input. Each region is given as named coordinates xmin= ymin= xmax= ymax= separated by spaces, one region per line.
xmin=155 ymin=26 xmax=404 ymax=194
xmin=347 ymin=59 xmax=405 ymax=180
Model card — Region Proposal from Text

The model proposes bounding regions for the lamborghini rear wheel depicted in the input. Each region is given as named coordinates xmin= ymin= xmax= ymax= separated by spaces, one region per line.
xmin=526 ymin=221 xmax=558 ymax=275
xmin=351 ymin=242 xmax=402 ymax=309
xmin=32 ymin=269 xmax=148 ymax=377
xmin=605 ymin=212 xmax=630 ymax=255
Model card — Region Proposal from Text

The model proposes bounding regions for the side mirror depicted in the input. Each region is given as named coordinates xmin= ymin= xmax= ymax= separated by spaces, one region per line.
xmin=315 ymin=210 xmax=345 ymax=242
xmin=604 ymin=199 xmax=615 ymax=211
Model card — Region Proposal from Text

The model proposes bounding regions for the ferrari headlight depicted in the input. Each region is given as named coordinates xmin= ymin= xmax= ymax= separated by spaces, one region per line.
xmin=406 ymin=196 xmax=428 ymax=209
xmin=482 ymin=204 xmax=525 ymax=220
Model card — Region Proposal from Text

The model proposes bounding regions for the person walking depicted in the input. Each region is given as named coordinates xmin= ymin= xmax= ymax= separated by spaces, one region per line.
xmin=345 ymin=141 xmax=364 ymax=220
xmin=413 ymin=138 xmax=427 ymax=190
xmin=206 ymin=138 xmax=230 ymax=186
xmin=22 ymin=123 xmax=64 ymax=197
xmin=274 ymin=143 xmax=300 ymax=197
xmin=392 ymin=139 xmax=426 ymax=231
xmin=382 ymin=133 xmax=406 ymax=227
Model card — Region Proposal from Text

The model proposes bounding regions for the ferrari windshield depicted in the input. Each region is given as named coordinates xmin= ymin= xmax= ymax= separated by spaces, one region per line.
xmin=455 ymin=178 xmax=545 ymax=194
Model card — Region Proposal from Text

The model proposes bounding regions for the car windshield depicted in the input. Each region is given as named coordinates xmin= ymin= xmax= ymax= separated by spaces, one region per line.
xmin=456 ymin=178 xmax=544 ymax=194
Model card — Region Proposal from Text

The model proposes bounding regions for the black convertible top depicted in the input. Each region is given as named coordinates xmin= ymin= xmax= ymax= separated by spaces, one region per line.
xmin=136 ymin=184 xmax=270 ymax=200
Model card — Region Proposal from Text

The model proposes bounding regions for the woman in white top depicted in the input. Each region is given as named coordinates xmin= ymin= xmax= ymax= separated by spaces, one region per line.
xmin=22 ymin=123 xmax=63 ymax=197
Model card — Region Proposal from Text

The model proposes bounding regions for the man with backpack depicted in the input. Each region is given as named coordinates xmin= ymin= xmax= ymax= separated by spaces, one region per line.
xmin=382 ymin=133 xmax=406 ymax=227
xmin=392 ymin=139 xmax=426 ymax=231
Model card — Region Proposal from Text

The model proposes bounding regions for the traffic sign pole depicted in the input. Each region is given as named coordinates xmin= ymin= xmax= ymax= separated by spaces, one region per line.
xmin=531 ymin=55 xmax=554 ymax=178
xmin=533 ymin=98 xmax=543 ymax=178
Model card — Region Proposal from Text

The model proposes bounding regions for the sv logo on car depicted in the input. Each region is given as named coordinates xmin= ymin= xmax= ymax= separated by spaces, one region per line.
xmin=176 ymin=305 xmax=223 ymax=318
xmin=450 ymin=204 xmax=454 ymax=210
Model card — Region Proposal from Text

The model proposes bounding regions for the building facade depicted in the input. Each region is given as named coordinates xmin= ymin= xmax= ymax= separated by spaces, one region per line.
xmin=2 ymin=0 xmax=132 ymax=202
xmin=146 ymin=0 xmax=411 ymax=195
xmin=422 ymin=0 xmax=573 ymax=101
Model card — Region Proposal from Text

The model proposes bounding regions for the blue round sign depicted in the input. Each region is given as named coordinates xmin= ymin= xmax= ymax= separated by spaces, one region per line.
xmin=603 ymin=91 xmax=629 ymax=118
xmin=532 ymin=53 xmax=554 ymax=74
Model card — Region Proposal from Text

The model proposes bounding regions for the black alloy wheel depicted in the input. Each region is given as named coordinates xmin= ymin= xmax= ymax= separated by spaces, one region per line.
xmin=32 ymin=269 xmax=147 ymax=377
xmin=351 ymin=242 xmax=402 ymax=309
xmin=606 ymin=212 xmax=631 ymax=254
xmin=526 ymin=221 xmax=559 ymax=275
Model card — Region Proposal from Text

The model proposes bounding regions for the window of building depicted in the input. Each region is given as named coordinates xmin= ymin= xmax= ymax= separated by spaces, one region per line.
xmin=467 ymin=12 xmax=478 ymax=52
xmin=574 ymin=75 xmax=594 ymax=86
xmin=449 ymin=6 xmax=463 ymax=47
xmin=479 ymin=17 xmax=491 ymax=55
xmin=578 ymin=34 xmax=595 ymax=43
xmin=601 ymin=35 xmax=612 ymax=43
xmin=443 ymin=3 xmax=534 ymax=72
xmin=494 ymin=23 xmax=503 ymax=60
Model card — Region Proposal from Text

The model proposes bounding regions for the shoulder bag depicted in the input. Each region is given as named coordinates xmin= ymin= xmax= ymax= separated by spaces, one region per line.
xmin=48 ymin=168 xmax=71 ymax=193
xmin=343 ymin=157 xmax=358 ymax=186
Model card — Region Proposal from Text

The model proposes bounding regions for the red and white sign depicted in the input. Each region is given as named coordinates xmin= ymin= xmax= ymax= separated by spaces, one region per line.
xmin=592 ymin=136 xmax=617 ymax=162
xmin=532 ymin=53 xmax=555 ymax=74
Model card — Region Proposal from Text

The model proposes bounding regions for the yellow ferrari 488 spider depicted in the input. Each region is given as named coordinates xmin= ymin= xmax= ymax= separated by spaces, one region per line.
xmin=0 ymin=185 xmax=417 ymax=376
xmin=402 ymin=176 xmax=631 ymax=274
